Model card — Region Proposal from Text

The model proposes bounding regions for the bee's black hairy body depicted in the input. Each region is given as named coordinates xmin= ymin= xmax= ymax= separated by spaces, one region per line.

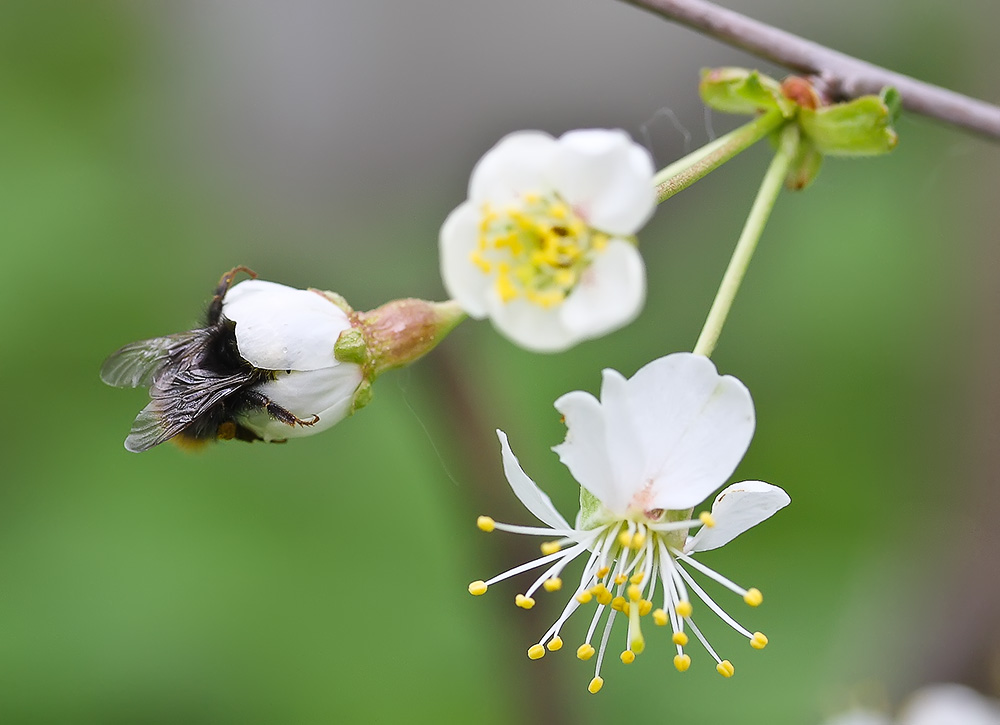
xmin=102 ymin=266 xmax=318 ymax=452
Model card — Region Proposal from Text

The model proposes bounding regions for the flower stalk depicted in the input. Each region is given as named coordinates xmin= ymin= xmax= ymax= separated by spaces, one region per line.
xmin=653 ymin=109 xmax=786 ymax=203
xmin=693 ymin=122 xmax=800 ymax=358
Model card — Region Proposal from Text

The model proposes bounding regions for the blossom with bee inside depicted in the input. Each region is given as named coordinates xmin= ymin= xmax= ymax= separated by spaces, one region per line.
xmin=440 ymin=129 xmax=656 ymax=352
xmin=468 ymin=352 xmax=790 ymax=692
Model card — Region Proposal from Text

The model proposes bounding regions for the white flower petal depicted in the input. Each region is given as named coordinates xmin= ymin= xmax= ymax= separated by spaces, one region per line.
xmin=899 ymin=685 xmax=1000 ymax=725
xmin=485 ymin=295 xmax=578 ymax=353
xmin=223 ymin=280 xmax=352 ymax=371
xmin=239 ymin=364 xmax=363 ymax=442
xmin=469 ymin=131 xmax=557 ymax=204
xmin=686 ymin=481 xmax=790 ymax=553
xmin=597 ymin=368 xmax=645 ymax=514
xmin=559 ymin=239 xmax=645 ymax=338
xmin=603 ymin=353 xmax=755 ymax=511
xmin=497 ymin=429 xmax=571 ymax=531
xmin=549 ymin=129 xmax=656 ymax=236
xmin=439 ymin=201 xmax=490 ymax=318
xmin=551 ymin=390 xmax=618 ymax=509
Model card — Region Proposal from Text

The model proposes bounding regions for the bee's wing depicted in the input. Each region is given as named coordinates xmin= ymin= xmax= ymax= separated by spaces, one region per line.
xmin=100 ymin=333 xmax=201 ymax=388
xmin=126 ymin=367 xmax=259 ymax=452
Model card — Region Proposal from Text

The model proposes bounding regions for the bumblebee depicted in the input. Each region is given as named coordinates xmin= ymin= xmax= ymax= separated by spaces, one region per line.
xmin=101 ymin=267 xmax=359 ymax=452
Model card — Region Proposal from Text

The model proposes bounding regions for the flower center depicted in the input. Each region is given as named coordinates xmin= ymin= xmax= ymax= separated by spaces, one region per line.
xmin=470 ymin=192 xmax=609 ymax=308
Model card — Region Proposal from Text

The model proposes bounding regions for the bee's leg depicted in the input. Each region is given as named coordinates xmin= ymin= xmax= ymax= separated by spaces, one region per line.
xmin=242 ymin=390 xmax=320 ymax=428
xmin=207 ymin=265 xmax=258 ymax=324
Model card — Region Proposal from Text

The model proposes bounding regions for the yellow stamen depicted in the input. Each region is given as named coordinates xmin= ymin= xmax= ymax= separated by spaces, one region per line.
xmin=652 ymin=609 xmax=668 ymax=626
xmin=547 ymin=636 xmax=563 ymax=652
xmin=672 ymin=632 xmax=689 ymax=646
xmin=539 ymin=541 xmax=561 ymax=555
xmin=515 ymin=594 xmax=535 ymax=610
xmin=744 ymin=588 xmax=763 ymax=607
xmin=750 ymin=632 xmax=768 ymax=650
xmin=673 ymin=654 xmax=691 ymax=672
xmin=611 ymin=596 xmax=626 ymax=612
xmin=588 ymin=676 xmax=604 ymax=694
xmin=543 ymin=577 xmax=562 ymax=592
xmin=594 ymin=586 xmax=613 ymax=607
xmin=699 ymin=511 xmax=716 ymax=527
xmin=576 ymin=590 xmax=593 ymax=604
xmin=476 ymin=516 xmax=495 ymax=532
xmin=620 ymin=650 xmax=635 ymax=664
xmin=627 ymin=584 xmax=642 ymax=601
xmin=577 ymin=643 xmax=595 ymax=661
xmin=630 ymin=531 xmax=646 ymax=550
xmin=468 ymin=580 xmax=488 ymax=596
xmin=617 ymin=531 xmax=632 ymax=548
xmin=638 ymin=600 xmax=652 ymax=617
xmin=676 ymin=601 xmax=693 ymax=618
xmin=717 ymin=660 xmax=735 ymax=678
xmin=596 ymin=566 xmax=610 ymax=579
xmin=614 ymin=574 xmax=627 ymax=586
xmin=527 ymin=644 xmax=545 ymax=660
xmin=629 ymin=572 xmax=645 ymax=585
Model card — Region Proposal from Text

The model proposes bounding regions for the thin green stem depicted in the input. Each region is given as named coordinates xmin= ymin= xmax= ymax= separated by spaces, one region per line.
xmin=653 ymin=110 xmax=786 ymax=203
xmin=692 ymin=123 xmax=799 ymax=358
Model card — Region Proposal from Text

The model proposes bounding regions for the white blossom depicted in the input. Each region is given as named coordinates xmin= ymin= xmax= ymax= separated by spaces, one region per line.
xmin=468 ymin=352 xmax=790 ymax=692
xmin=440 ymin=129 xmax=655 ymax=352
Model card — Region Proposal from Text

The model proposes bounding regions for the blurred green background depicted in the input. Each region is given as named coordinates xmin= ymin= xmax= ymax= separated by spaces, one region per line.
xmin=2 ymin=1 xmax=998 ymax=723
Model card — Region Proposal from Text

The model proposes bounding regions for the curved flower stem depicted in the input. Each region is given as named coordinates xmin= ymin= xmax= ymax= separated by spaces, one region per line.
xmin=653 ymin=110 xmax=786 ymax=204
xmin=692 ymin=123 xmax=799 ymax=358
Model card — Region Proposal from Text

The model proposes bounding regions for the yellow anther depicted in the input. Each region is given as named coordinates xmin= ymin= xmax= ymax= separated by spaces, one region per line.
xmin=547 ymin=636 xmax=563 ymax=652
xmin=468 ymin=580 xmax=488 ymax=596
xmin=527 ymin=644 xmax=545 ymax=660
xmin=621 ymin=602 xmax=630 ymax=615
xmin=515 ymin=594 xmax=536 ymax=610
xmin=653 ymin=609 xmax=668 ymax=626
xmin=576 ymin=590 xmax=593 ymax=604
xmin=496 ymin=272 xmax=519 ymax=303
xmin=539 ymin=540 xmax=561 ymax=555
xmin=592 ymin=233 xmax=609 ymax=250
xmin=630 ymin=532 xmax=646 ymax=550
xmin=620 ymin=650 xmax=636 ymax=664
xmin=476 ymin=516 xmax=495 ymax=532
xmin=617 ymin=531 xmax=633 ymax=548
xmin=750 ymin=632 xmax=768 ymax=650
xmin=699 ymin=511 xmax=716 ymax=527
xmin=611 ymin=596 xmax=626 ymax=612
xmin=588 ymin=676 xmax=604 ymax=694
xmin=595 ymin=587 xmax=613 ymax=606
xmin=470 ymin=251 xmax=492 ymax=274
xmin=673 ymin=654 xmax=692 ymax=672
xmin=577 ymin=643 xmax=595 ymax=661
xmin=543 ymin=577 xmax=562 ymax=592
xmin=716 ymin=660 xmax=735 ymax=678
xmin=676 ymin=601 xmax=693 ymax=618
xmin=672 ymin=632 xmax=689 ymax=646
xmin=638 ymin=600 xmax=652 ymax=617
xmin=550 ymin=202 xmax=568 ymax=219
xmin=596 ymin=566 xmax=610 ymax=579
xmin=627 ymin=584 xmax=642 ymax=601
xmin=744 ymin=588 xmax=763 ymax=607
xmin=614 ymin=574 xmax=627 ymax=586
xmin=630 ymin=572 xmax=645 ymax=585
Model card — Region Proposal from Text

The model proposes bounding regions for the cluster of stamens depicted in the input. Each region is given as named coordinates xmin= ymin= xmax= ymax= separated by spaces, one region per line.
xmin=468 ymin=193 xmax=611 ymax=309
xmin=469 ymin=511 xmax=768 ymax=693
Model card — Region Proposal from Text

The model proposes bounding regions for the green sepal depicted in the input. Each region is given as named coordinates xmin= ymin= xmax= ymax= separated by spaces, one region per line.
xmin=784 ymin=139 xmax=824 ymax=191
xmin=578 ymin=487 xmax=612 ymax=530
xmin=797 ymin=93 xmax=899 ymax=156
xmin=699 ymin=67 xmax=796 ymax=118
xmin=350 ymin=379 xmax=373 ymax=414
xmin=334 ymin=328 xmax=368 ymax=365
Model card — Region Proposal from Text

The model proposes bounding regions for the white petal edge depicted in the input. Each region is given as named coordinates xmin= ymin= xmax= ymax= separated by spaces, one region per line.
xmin=497 ymin=429 xmax=571 ymax=531
xmin=551 ymin=390 xmax=619 ymax=511
xmin=223 ymin=281 xmax=352 ymax=371
xmin=439 ymin=201 xmax=490 ymax=318
xmin=469 ymin=131 xmax=557 ymax=204
xmin=603 ymin=352 xmax=755 ymax=511
xmin=898 ymin=684 xmax=1000 ymax=725
xmin=559 ymin=239 xmax=645 ymax=339
xmin=485 ymin=294 xmax=579 ymax=353
xmin=549 ymin=129 xmax=656 ymax=236
xmin=685 ymin=481 xmax=790 ymax=553
xmin=597 ymin=368 xmax=645 ymax=514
